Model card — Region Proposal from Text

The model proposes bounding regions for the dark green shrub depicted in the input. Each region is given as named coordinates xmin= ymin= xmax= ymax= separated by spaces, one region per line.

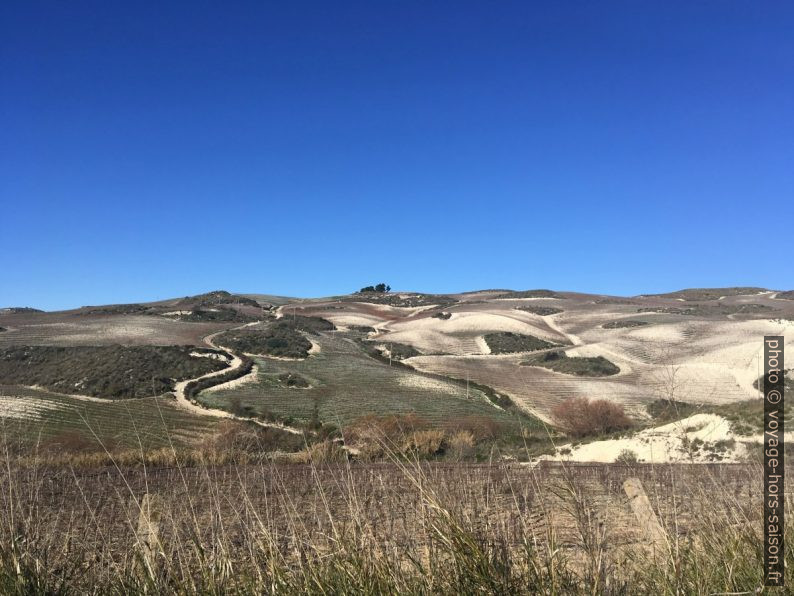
xmin=483 ymin=332 xmax=558 ymax=354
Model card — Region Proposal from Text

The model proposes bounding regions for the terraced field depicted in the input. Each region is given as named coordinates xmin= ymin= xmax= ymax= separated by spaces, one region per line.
xmin=201 ymin=331 xmax=528 ymax=429
xmin=0 ymin=386 xmax=221 ymax=450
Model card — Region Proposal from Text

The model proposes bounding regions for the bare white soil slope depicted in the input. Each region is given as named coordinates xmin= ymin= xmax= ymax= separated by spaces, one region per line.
xmin=292 ymin=290 xmax=794 ymax=424
xmin=542 ymin=413 xmax=756 ymax=464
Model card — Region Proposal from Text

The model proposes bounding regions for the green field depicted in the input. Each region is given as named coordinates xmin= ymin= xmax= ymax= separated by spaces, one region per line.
xmin=200 ymin=331 xmax=527 ymax=430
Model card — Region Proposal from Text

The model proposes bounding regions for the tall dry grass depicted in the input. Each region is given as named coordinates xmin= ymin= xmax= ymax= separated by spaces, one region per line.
xmin=0 ymin=424 xmax=791 ymax=594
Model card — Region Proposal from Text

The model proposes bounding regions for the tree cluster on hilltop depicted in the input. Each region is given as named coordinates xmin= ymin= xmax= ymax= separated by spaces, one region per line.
xmin=358 ymin=283 xmax=391 ymax=293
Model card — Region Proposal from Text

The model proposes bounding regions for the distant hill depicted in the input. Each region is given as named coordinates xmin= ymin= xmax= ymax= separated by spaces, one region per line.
xmin=641 ymin=287 xmax=769 ymax=301
xmin=0 ymin=307 xmax=44 ymax=314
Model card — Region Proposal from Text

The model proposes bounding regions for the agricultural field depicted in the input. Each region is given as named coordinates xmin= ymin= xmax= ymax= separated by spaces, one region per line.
xmin=0 ymin=385 xmax=223 ymax=451
xmin=201 ymin=329 xmax=528 ymax=431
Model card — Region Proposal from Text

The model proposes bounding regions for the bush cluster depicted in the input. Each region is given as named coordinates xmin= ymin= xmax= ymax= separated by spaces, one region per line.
xmin=346 ymin=293 xmax=457 ymax=308
xmin=551 ymin=397 xmax=633 ymax=437
xmin=343 ymin=413 xmax=506 ymax=461
xmin=521 ymin=351 xmax=620 ymax=377
xmin=217 ymin=324 xmax=313 ymax=358
xmin=285 ymin=315 xmax=336 ymax=334
xmin=602 ymin=320 xmax=648 ymax=329
xmin=358 ymin=283 xmax=391 ymax=293
xmin=483 ymin=332 xmax=558 ymax=354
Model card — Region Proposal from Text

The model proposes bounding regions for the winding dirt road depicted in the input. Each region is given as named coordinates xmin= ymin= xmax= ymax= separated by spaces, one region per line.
xmin=172 ymin=321 xmax=304 ymax=435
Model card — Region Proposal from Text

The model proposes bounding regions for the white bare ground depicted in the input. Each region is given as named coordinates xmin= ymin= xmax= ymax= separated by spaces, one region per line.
xmin=318 ymin=313 xmax=383 ymax=328
xmin=376 ymin=311 xmax=564 ymax=356
xmin=190 ymin=351 xmax=231 ymax=362
xmin=0 ymin=395 xmax=64 ymax=420
xmin=542 ymin=414 xmax=746 ymax=464
xmin=544 ymin=313 xmax=582 ymax=346
xmin=475 ymin=336 xmax=491 ymax=354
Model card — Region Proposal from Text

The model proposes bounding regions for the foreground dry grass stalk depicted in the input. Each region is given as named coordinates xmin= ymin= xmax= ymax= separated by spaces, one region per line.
xmin=0 ymin=429 xmax=791 ymax=594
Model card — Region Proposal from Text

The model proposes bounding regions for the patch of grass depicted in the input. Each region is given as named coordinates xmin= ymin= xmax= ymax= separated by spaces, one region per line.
xmin=602 ymin=319 xmax=649 ymax=329
xmin=776 ymin=290 xmax=794 ymax=300
xmin=0 ymin=346 xmax=228 ymax=399
xmin=646 ymin=399 xmax=700 ymax=423
xmin=709 ymin=396 xmax=793 ymax=436
xmin=513 ymin=305 xmax=563 ymax=316
xmin=520 ymin=351 xmax=619 ymax=377
xmin=484 ymin=332 xmax=558 ymax=354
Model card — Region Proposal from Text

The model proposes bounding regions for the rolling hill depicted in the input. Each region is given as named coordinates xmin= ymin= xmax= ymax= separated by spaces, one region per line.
xmin=1 ymin=287 xmax=792 ymax=461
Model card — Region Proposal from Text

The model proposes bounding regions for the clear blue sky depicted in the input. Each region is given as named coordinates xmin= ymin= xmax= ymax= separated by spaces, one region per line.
xmin=2 ymin=1 xmax=792 ymax=310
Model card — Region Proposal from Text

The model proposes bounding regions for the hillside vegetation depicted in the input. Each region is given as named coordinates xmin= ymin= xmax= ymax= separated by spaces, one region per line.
xmin=217 ymin=324 xmax=312 ymax=358
xmin=646 ymin=287 xmax=767 ymax=301
xmin=496 ymin=289 xmax=560 ymax=299
xmin=521 ymin=351 xmax=620 ymax=377
xmin=484 ymin=332 xmax=558 ymax=354
xmin=176 ymin=290 xmax=260 ymax=308
xmin=0 ymin=346 xmax=228 ymax=399
xmin=602 ymin=320 xmax=649 ymax=329
xmin=345 ymin=293 xmax=457 ymax=308
xmin=513 ymin=305 xmax=563 ymax=316
xmin=637 ymin=304 xmax=776 ymax=316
